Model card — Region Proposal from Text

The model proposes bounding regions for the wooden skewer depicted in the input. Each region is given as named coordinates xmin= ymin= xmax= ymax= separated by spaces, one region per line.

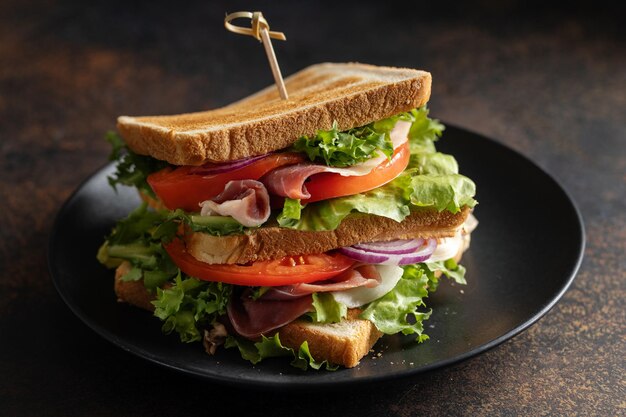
xmin=224 ymin=11 xmax=289 ymax=100
xmin=259 ymin=26 xmax=288 ymax=100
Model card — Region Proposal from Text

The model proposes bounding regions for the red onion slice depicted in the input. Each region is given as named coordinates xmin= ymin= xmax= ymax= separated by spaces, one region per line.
xmin=338 ymin=238 xmax=437 ymax=265
xmin=188 ymin=154 xmax=269 ymax=175
xmin=353 ymin=238 xmax=424 ymax=254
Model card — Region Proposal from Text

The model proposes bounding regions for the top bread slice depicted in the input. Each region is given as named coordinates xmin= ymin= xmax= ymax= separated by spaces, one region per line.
xmin=117 ymin=63 xmax=432 ymax=165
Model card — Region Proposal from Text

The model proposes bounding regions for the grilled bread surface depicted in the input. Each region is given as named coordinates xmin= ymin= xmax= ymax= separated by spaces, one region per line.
xmin=117 ymin=63 xmax=431 ymax=165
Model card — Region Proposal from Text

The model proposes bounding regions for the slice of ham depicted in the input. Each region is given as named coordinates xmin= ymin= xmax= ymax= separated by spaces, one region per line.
xmin=225 ymin=264 xmax=382 ymax=339
xmin=199 ymin=180 xmax=270 ymax=227
xmin=226 ymin=289 xmax=313 ymax=339
xmin=262 ymin=264 xmax=382 ymax=300
xmin=262 ymin=120 xmax=411 ymax=199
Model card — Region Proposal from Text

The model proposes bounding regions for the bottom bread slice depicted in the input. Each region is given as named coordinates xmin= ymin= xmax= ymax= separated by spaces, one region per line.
xmin=114 ymin=262 xmax=155 ymax=312
xmin=278 ymin=309 xmax=382 ymax=368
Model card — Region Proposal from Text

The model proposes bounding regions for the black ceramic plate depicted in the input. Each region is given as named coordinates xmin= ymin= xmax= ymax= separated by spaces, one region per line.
xmin=49 ymin=126 xmax=584 ymax=389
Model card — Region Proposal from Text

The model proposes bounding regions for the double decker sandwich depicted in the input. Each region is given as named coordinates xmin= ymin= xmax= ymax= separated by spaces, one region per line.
xmin=98 ymin=63 xmax=478 ymax=369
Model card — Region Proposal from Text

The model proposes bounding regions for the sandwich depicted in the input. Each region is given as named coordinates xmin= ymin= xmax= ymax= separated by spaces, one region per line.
xmin=97 ymin=63 xmax=478 ymax=369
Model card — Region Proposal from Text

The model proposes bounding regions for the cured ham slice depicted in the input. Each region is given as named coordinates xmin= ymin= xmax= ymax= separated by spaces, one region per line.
xmin=262 ymin=264 xmax=382 ymax=300
xmin=225 ymin=265 xmax=382 ymax=339
xmin=263 ymin=164 xmax=337 ymax=199
xmin=263 ymin=120 xmax=411 ymax=199
xmin=199 ymin=180 xmax=270 ymax=227
xmin=226 ymin=289 xmax=313 ymax=339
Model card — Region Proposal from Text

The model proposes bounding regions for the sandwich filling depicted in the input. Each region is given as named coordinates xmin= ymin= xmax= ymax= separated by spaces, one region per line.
xmin=98 ymin=106 xmax=477 ymax=369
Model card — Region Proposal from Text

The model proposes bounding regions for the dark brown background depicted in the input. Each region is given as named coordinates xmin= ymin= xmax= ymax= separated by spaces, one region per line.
xmin=1 ymin=0 xmax=624 ymax=415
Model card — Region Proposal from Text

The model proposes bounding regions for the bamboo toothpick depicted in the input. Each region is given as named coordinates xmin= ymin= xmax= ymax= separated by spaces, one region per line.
xmin=224 ymin=11 xmax=289 ymax=100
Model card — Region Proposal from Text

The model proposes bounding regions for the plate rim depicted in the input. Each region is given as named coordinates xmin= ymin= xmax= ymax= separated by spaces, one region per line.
xmin=48 ymin=124 xmax=585 ymax=389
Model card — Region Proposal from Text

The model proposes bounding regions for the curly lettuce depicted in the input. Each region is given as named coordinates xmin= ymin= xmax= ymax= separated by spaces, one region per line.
xmin=292 ymin=112 xmax=417 ymax=167
xmin=293 ymin=123 xmax=390 ymax=167
xmin=96 ymin=203 xmax=179 ymax=289
xmin=105 ymin=132 xmax=169 ymax=198
xmin=360 ymin=260 xmax=467 ymax=341
xmin=152 ymin=274 xmax=232 ymax=343
xmin=225 ymin=333 xmax=338 ymax=370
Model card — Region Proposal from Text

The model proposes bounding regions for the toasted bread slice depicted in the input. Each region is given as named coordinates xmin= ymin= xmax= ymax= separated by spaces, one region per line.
xmin=186 ymin=207 xmax=470 ymax=265
xmin=114 ymin=262 xmax=155 ymax=311
xmin=117 ymin=63 xmax=431 ymax=165
xmin=278 ymin=309 xmax=381 ymax=368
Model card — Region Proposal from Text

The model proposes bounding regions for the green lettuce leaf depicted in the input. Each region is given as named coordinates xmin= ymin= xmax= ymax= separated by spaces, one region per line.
xmin=102 ymin=202 xmax=164 ymax=246
xmin=407 ymin=106 xmax=445 ymax=153
xmin=308 ymin=292 xmax=347 ymax=323
xmin=225 ymin=333 xmax=338 ymax=370
xmin=407 ymin=152 xmax=458 ymax=175
xmin=360 ymin=264 xmax=432 ymax=342
xmin=291 ymin=110 xmax=417 ymax=168
xmin=360 ymin=259 xmax=468 ymax=341
xmin=277 ymin=198 xmax=304 ymax=228
xmin=96 ymin=203 xmax=179 ymax=289
xmin=164 ymin=209 xmax=246 ymax=236
xmin=224 ymin=335 xmax=265 ymax=363
xmin=404 ymin=172 xmax=477 ymax=213
xmin=152 ymin=274 xmax=231 ymax=343
xmin=292 ymin=108 xmax=426 ymax=168
xmin=105 ymin=132 xmax=169 ymax=198
xmin=424 ymin=258 xmax=467 ymax=286
xmin=293 ymin=121 xmax=393 ymax=168
xmin=293 ymin=341 xmax=338 ymax=371
xmin=280 ymin=181 xmax=411 ymax=231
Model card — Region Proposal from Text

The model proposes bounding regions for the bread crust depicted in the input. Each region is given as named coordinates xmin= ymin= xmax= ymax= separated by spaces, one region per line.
xmin=114 ymin=262 xmax=155 ymax=312
xmin=187 ymin=207 xmax=470 ymax=264
xmin=278 ymin=309 xmax=382 ymax=368
xmin=117 ymin=63 xmax=432 ymax=165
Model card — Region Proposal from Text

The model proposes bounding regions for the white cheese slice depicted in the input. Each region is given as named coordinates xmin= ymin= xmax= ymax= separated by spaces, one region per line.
xmin=331 ymin=265 xmax=404 ymax=308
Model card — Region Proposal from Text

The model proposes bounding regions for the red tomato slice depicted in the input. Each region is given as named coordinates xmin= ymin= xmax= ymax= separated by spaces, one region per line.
xmin=303 ymin=141 xmax=410 ymax=203
xmin=148 ymin=153 xmax=305 ymax=212
xmin=164 ymin=238 xmax=356 ymax=286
